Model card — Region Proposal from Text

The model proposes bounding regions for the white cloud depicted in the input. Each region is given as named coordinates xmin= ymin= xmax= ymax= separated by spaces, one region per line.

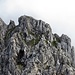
xmin=0 ymin=0 xmax=75 ymax=46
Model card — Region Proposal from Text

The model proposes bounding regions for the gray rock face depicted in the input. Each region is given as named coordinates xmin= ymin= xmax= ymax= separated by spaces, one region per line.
xmin=0 ymin=18 xmax=7 ymax=53
xmin=60 ymin=34 xmax=71 ymax=53
xmin=7 ymin=20 xmax=15 ymax=30
xmin=0 ymin=15 xmax=75 ymax=75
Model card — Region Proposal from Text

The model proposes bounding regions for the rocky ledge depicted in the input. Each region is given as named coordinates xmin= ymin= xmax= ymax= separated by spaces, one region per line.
xmin=0 ymin=15 xmax=75 ymax=75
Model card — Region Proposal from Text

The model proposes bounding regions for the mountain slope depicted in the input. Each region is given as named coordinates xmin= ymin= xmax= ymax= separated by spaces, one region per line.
xmin=0 ymin=15 xmax=75 ymax=75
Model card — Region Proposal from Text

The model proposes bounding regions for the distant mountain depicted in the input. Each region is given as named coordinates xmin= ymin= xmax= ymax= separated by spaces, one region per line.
xmin=0 ymin=15 xmax=75 ymax=75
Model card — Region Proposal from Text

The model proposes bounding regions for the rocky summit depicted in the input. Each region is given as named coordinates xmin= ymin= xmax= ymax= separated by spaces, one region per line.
xmin=0 ymin=15 xmax=75 ymax=75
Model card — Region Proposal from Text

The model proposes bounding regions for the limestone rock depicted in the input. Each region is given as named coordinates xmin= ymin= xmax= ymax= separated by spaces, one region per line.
xmin=0 ymin=15 xmax=75 ymax=75
xmin=7 ymin=20 xmax=15 ymax=30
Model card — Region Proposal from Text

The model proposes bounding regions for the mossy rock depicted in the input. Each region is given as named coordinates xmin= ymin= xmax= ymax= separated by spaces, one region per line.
xmin=5 ymin=27 xmax=15 ymax=40
xmin=17 ymin=64 xmax=23 ymax=70
xmin=51 ymin=41 xmax=57 ymax=48
xmin=28 ymin=28 xmax=35 ymax=36
xmin=26 ymin=37 xmax=40 ymax=47
xmin=26 ymin=39 xmax=35 ymax=47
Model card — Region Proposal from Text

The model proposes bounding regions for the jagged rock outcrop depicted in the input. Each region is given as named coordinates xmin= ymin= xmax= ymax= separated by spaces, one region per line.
xmin=0 ymin=15 xmax=75 ymax=75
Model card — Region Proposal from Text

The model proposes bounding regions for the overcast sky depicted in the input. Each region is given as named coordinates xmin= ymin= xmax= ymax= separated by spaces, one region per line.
xmin=0 ymin=0 xmax=75 ymax=46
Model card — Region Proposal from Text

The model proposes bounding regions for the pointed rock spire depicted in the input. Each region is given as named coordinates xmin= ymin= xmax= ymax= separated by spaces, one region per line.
xmin=7 ymin=20 xmax=15 ymax=29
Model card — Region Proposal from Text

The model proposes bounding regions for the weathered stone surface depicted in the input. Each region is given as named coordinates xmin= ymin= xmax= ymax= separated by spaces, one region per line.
xmin=60 ymin=34 xmax=71 ymax=53
xmin=0 ymin=15 xmax=75 ymax=75
xmin=7 ymin=20 xmax=15 ymax=30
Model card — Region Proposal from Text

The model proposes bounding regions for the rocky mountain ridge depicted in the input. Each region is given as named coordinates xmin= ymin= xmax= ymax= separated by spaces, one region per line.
xmin=0 ymin=15 xmax=75 ymax=75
